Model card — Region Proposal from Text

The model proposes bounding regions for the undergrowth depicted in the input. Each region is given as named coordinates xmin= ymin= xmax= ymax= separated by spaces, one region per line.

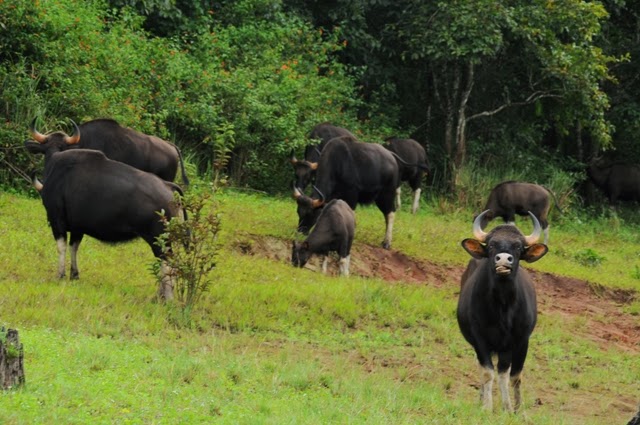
xmin=0 ymin=189 xmax=638 ymax=424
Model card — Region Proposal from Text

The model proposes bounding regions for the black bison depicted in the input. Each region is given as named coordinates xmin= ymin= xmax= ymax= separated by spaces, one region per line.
xmin=290 ymin=123 xmax=357 ymax=189
xmin=26 ymin=122 xmax=185 ymax=300
xmin=291 ymin=199 xmax=355 ymax=276
xmin=587 ymin=159 xmax=640 ymax=204
xmin=293 ymin=136 xmax=398 ymax=249
xmin=28 ymin=117 xmax=189 ymax=186
xmin=383 ymin=137 xmax=429 ymax=214
xmin=479 ymin=181 xmax=561 ymax=244
xmin=458 ymin=210 xmax=548 ymax=412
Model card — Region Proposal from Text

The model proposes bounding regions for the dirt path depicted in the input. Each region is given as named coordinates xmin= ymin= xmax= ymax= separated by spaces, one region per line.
xmin=236 ymin=235 xmax=640 ymax=353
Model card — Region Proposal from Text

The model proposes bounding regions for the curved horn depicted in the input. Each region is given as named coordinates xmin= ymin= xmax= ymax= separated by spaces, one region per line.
xmin=312 ymin=185 xmax=325 ymax=202
xmin=289 ymin=149 xmax=299 ymax=165
xmin=32 ymin=175 xmax=43 ymax=192
xmin=292 ymin=184 xmax=303 ymax=200
xmin=308 ymin=161 xmax=318 ymax=170
xmin=524 ymin=211 xmax=542 ymax=246
xmin=311 ymin=185 xmax=325 ymax=208
xmin=472 ymin=210 xmax=490 ymax=243
xmin=30 ymin=117 xmax=47 ymax=143
xmin=65 ymin=120 xmax=80 ymax=145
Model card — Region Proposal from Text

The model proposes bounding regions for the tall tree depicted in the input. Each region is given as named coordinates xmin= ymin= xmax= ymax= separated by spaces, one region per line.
xmin=598 ymin=0 xmax=640 ymax=161
xmin=390 ymin=0 xmax=615 ymax=188
xmin=288 ymin=0 xmax=618 ymax=189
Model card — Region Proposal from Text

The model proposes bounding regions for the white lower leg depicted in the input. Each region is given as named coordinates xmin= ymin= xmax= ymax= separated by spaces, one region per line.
xmin=511 ymin=373 xmax=522 ymax=411
xmin=498 ymin=369 xmax=513 ymax=412
xmin=411 ymin=188 xmax=421 ymax=214
xmin=321 ymin=256 xmax=328 ymax=274
xmin=383 ymin=212 xmax=395 ymax=249
xmin=395 ymin=187 xmax=402 ymax=209
xmin=70 ymin=240 xmax=80 ymax=279
xmin=160 ymin=261 xmax=175 ymax=300
xmin=56 ymin=238 xmax=66 ymax=278
xmin=339 ymin=255 xmax=350 ymax=276
xmin=479 ymin=366 xmax=494 ymax=411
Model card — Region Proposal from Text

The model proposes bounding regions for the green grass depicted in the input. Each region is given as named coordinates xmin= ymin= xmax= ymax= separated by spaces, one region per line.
xmin=0 ymin=189 xmax=638 ymax=424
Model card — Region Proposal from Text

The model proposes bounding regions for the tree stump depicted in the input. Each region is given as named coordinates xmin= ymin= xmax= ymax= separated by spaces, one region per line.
xmin=0 ymin=328 xmax=25 ymax=389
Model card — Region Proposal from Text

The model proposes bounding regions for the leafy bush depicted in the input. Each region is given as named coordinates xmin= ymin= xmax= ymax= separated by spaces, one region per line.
xmin=153 ymin=191 xmax=221 ymax=326
xmin=0 ymin=0 xmax=363 ymax=194
xmin=573 ymin=248 xmax=606 ymax=267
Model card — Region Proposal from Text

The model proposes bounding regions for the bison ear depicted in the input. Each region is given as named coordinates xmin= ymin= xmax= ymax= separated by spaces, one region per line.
xmin=461 ymin=238 xmax=487 ymax=259
xmin=522 ymin=243 xmax=548 ymax=263
xmin=24 ymin=140 xmax=47 ymax=154
xmin=302 ymin=241 xmax=310 ymax=250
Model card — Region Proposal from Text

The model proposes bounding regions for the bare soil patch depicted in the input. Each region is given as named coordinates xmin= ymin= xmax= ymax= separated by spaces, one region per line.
xmin=235 ymin=234 xmax=640 ymax=353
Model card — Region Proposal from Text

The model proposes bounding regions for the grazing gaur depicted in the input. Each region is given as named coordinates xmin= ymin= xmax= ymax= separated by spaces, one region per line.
xmin=458 ymin=210 xmax=548 ymax=412
xmin=26 ymin=123 xmax=185 ymax=300
xmin=28 ymin=117 xmax=189 ymax=186
xmin=293 ymin=136 xmax=399 ymax=249
xmin=587 ymin=159 xmax=640 ymax=204
xmin=479 ymin=181 xmax=561 ymax=244
xmin=291 ymin=199 xmax=355 ymax=276
xmin=290 ymin=123 xmax=357 ymax=189
xmin=383 ymin=137 xmax=429 ymax=214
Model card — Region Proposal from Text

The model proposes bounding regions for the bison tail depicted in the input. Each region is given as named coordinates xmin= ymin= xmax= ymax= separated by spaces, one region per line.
xmin=170 ymin=184 xmax=188 ymax=222
xmin=543 ymin=185 xmax=565 ymax=215
xmin=179 ymin=149 xmax=190 ymax=188
xmin=172 ymin=144 xmax=190 ymax=188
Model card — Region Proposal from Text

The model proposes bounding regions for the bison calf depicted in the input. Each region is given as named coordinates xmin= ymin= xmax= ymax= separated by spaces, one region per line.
xmin=291 ymin=199 xmax=355 ymax=276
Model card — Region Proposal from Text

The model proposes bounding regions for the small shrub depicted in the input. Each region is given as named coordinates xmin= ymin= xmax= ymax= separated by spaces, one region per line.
xmin=153 ymin=191 xmax=221 ymax=325
xmin=573 ymin=248 xmax=606 ymax=267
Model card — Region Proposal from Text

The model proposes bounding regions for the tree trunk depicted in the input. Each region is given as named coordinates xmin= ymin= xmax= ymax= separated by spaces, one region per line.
xmin=454 ymin=62 xmax=475 ymax=173
xmin=576 ymin=121 xmax=583 ymax=162
xmin=0 ymin=328 xmax=25 ymax=389
xmin=433 ymin=63 xmax=460 ymax=193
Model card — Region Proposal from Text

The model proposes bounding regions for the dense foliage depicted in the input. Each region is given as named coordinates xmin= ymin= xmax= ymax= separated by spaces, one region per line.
xmin=0 ymin=0 xmax=360 ymax=193
xmin=1 ymin=0 xmax=639 ymax=204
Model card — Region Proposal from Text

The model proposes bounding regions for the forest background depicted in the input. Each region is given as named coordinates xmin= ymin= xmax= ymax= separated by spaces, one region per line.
xmin=0 ymin=0 xmax=639 ymax=205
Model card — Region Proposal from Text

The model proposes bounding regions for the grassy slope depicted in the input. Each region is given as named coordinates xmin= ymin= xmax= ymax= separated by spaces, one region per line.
xmin=0 ymin=189 xmax=638 ymax=424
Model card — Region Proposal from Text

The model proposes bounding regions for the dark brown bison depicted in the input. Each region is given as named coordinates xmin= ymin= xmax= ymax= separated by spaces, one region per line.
xmin=587 ymin=159 xmax=640 ymax=204
xmin=293 ymin=136 xmax=398 ymax=249
xmin=290 ymin=123 xmax=357 ymax=189
xmin=27 ymin=118 xmax=189 ymax=186
xmin=383 ymin=137 xmax=429 ymax=214
xmin=291 ymin=199 xmax=355 ymax=276
xmin=458 ymin=210 xmax=548 ymax=412
xmin=479 ymin=181 xmax=562 ymax=244
xmin=26 ymin=122 xmax=185 ymax=300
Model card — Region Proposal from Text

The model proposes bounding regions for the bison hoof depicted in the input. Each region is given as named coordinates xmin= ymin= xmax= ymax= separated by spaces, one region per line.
xmin=70 ymin=272 xmax=79 ymax=280
xmin=57 ymin=272 xmax=66 ymax=279
xmin=382 ymin=241 xmax=391 ymax=250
